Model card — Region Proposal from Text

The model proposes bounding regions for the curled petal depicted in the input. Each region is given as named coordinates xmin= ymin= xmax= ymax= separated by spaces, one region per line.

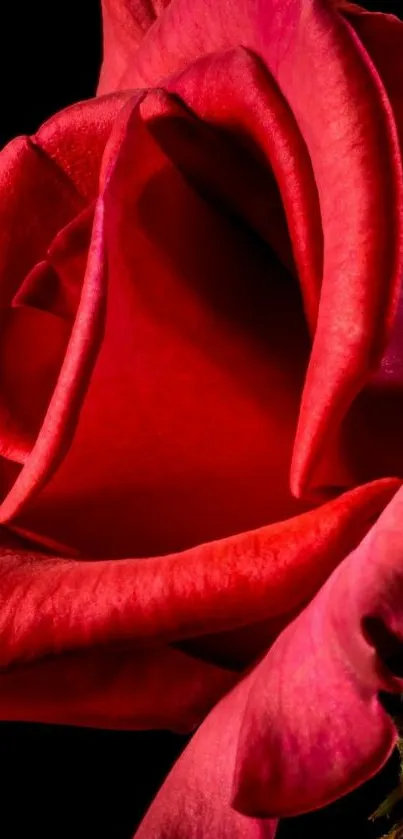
xmin=165 ymin=49 xmax=322 ymax=329
xmin=35 ymin=92 xmax=131 ymax=200
xmin=6 ymin=88 xmax=309 ymax=555
xmin=0 ymin=136 xmax=82 ymax=307
xmin=0 ymin=482 xmax=397 ymax=665
xmin=117 ymin=0 xmax=403 ymax=499
xmin=0 ymin=479 xmax=397 ymax=725
xmin=334 ymin=5 xmax=403 ymax=485
xmin=342 ymin=5 xmax=403 ymax=146
xmin=0 ymin=197 xmax=107 ymax=519
xmin=0 ymin=93 xmax=131 ymax=499
xmin=233 ymin=484 xmax=403 ymax=818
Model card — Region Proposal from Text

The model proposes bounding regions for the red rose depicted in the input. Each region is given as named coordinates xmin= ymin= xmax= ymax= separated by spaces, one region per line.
xmin=1 ymin=0 xmax=403 ymax=834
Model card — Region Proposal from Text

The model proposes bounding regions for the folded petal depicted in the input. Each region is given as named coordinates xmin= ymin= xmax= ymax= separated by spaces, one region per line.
xmin=0 ymin=95 xmax=130 ymax=495
xmin=290 ymin=3 xmax=403 ymax=496
xmin=4 ymin=89 xmax=310 ymax=556
xmin=99 ymin=0 xmax=171 ymax=94
xmin=0 ymin=93 xmax=128 ymax=306
xmin=343 ymin=4 xmax=403 ymax=145
xmin=13 ymin=206 xmax=94 ymax=321
xmin=232 ymin=483 xmax=403 ymax=818
xmin=0 ymin=479 xmax=395 ymax=724
xmin=0 ymin=307 xmax=71 ymax=464
xmin=0 ymin=208 xmax=96 ymax=469
xmin=142 ymin=82 xmax=295 ymax=279
xmin=34 ymin=92 xmax=131 ymax=200
xmin=0 ymin=136 xmax=83 ymax=307
xmin=0 ymin=196 xmax=106 ymax=518
xmin=333 ymin=7 xmax=403 ymax=486
xmin=116 ymin=0 xmax=403 ymax=499
xmin=165 ymin=49 xmax=322 ymax=329
xmin=134 ymin=481 xmax=403 ymax=836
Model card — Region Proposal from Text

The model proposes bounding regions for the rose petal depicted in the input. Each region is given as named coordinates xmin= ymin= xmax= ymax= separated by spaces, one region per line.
xmin=0 ymin=481 xmax=394 ymax=729
xmin=333 ymin=8 xmax=403 ymax=486
xmin=0 ymin=308 xmax=71 ymax=464
xmin=0 ymin=196 xmax=106 ymax=518
xmin=99 ymin=0 xmax=171 ymax=94
xmin=178 ymin=609 xmax=301 ymax=672
xmin=0 ymin=643 xmax=234 ymax=731
xmin=232 ymin=483 xmax=403 ymax=818
xmin=5 ymin=89 xmax=310 ymax=556
xmin=0 ymin=481 xmax=396 ymax=677
xmin=0 ymin=208 xmax=96 ymax=468
xmin=0 ymin=134 xmax=83 ymax=465
xmin=343 ymin=5 xmax=403 ymax=146
xmin=0 ymin=136 xmax=82 ymax=307
xmin=165 ymin=49 xmax=322 ymax=329
xmin=134 ymin=481 xmax=403 ymax=834
xmin=34 ymin=92 xmax=131 ymax=200
xmin=142 ymin=84 xmax=294 ymax=278
xmin=13 ymin=206 xmax=94 ymax=321
xmin=0 ymin=95 xmax=131 ymax=495
xmin=116 ymin=0 xmax=403 ymax=499
xmin=134 ymin=669 xmax=277 ymax=839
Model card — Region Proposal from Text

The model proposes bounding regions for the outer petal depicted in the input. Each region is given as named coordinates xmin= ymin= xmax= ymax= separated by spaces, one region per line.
xmin=0 ymin=644 xmax=234 ymax=732
xmin=0 ymin=479 xmax=396 ymax=725
xmin=334 ymin=8 xmax=403 ymax=486
xmin=134 ymin=669 xmax=277 ymax=839
xmin=232 ymin=484 xmax=403 ymax=818
xmin=135 ymin=481 xmax=403 ymax=835
xmin=342 ymin=4 xmax=403 ymax=148
xmin=118 ymin=0 xmax=403 ymax=499
xmin=99 ymin=0 xmax=171 ymax=94
xmin=34 ymin=93 xmax=132 ymax=200
xmin=0 ymin=136 xmax=82 ymax=307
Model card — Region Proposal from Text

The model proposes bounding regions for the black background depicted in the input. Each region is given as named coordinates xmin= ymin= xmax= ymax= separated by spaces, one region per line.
xmin=0 ymin=1 xmax=402 ymax=837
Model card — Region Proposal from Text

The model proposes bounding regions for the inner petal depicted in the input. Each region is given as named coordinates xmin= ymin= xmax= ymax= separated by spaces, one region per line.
xmin=0 ymin=209 xmax=92 ymax=467
xmin=331 ymin=7 xmax=403 ymax=487
xmin=12 ymin=92 xmax=311 ymax=557
xmin=13 ymin=207 xmax=93 ymax=320
xmin=0 ymin=308 xmax=71 ymax=464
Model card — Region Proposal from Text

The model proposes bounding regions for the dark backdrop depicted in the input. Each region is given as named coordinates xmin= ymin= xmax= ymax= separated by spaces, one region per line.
xmin=0 ymin=1 xmax=402 ymax=838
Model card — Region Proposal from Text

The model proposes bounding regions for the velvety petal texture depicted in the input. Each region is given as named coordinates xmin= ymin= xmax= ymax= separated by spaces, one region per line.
xmin=333 ymin=6 xmax=403 ymax=487
xmin=135 ymin=481 xmax=403 ymax=836
xmin=0 ymin=481 xmax=395 ymax=726
xmin=165 ymin=49 xmax=322 ymax=330
xmin=233 ymin=483 xmax=403 ymax=817
xmin=2 ymin=1 xmax=403 ymax=557
xmin=1 ymin=0 xmax=403 ymax=833
xmin=109 ymin=0 xmax=403 ymax=498
xmin=0 ymin=93 xmax=130 ymax=515
xmin=134 ymin=669 xmax=278 ymax=838
xmin=99 ymin=0 xmax=171 ymax=93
